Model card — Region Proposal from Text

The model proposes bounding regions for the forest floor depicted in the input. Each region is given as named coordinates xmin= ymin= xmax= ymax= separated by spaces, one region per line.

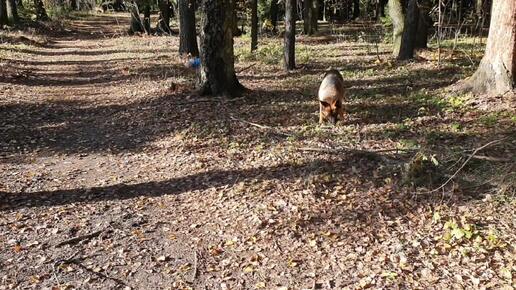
xmin=0 ymin=13 xmax=515 ymax=290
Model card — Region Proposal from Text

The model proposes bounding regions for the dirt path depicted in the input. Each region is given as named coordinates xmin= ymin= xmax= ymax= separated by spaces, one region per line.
xmin=1 ymin=14 xmax=515 ymax=290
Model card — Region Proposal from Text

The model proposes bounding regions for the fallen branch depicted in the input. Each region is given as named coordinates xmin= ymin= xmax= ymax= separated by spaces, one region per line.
xmin=429 ymin=139 xmax=505 ymax=193
xmin=297 ymin=147 xmax=415 ymax=155
xmin=467 ymin=154 xmax=511 ymax=163
xmin=55 ymin=230 xmax=104 ymax=248
xmin=229 ymin=115 xmax=292 ymax=137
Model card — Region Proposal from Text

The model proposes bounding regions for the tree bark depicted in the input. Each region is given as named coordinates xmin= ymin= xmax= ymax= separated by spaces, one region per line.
xmin=251 ymin=0 xmax=258 ymax=51
xmin=157 ymin=0 xmax=173 ymax=34
xmin=388 ymin=0 xmax=404 ymax=56
xmin=415 ymin=0 xmax=431 ymax=48
xmin=311 ymin=0 xmax=318 ymax=32
xmin=458 ymin=0 xmax=516 ymax=95
xmin=6 ymin=0 xmax=18 ymax=25
xmin=198 ymin=0 xmax=244 ymax=97
xmin=143 ymin=3 xmax=151 ymax=34
xmin=270 ymin=0 xmax=278 ymax=32
xmin=397 ymin=0 xmax=418 ymax=59
xmin=284 ymin=0 xmax=296 ymax=70
xmin=0 ymin=0 xmax=7 ymax=27
xmin=353 ymin=0 xmax=360 ymax=19
xmin=179 ymin=0 xmax=199 ymax=56
xmin=33 ymin=0 xmax=48 ymax=20
xmin=129 ymin=3 xmax=144 ymax=34
xmin=303 ymin=0 xmax=313 ymax=34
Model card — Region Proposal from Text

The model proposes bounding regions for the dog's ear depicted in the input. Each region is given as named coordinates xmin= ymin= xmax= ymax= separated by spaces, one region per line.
xmin=320 ymin=101 xmax=330 ymax=107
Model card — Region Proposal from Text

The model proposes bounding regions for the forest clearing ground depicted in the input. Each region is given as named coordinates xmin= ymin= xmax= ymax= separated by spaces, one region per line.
xmin=0 ymin=13 xmax=515 ymax=289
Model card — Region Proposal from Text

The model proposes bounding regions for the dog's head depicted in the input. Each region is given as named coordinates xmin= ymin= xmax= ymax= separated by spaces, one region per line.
xmin=320 ymin=99 xmax=342 ymax=125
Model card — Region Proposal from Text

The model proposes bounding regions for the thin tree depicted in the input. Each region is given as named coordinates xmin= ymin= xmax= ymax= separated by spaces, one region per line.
xmin=6 ymin=0 xmax=18 ymax=25
xmin=33 ymin=0 xmax=48 ymax=20
xmin=353 ymin=0 xmax=360 ymax=19
xmin=0 ymin=0 xmax=7 ymax=27
xmin=251 ymin=0 xmax=258 ymax=51
xmin=284 ymin=0 xmax=296 ymax=70
xmin=303 ymin=0 xmax=314 ymax=34
xmin=457 ymin=0 xmax=516 ymax=95
xmin=270 ymin=0 xmax=278 ymax=32
xmin=311 ymin=0 xmax=318 ymax=31
xmin=198 ymin=0 xmax=245 ymax=96
xmin=179 ymin=0 xmax=199 ymax=56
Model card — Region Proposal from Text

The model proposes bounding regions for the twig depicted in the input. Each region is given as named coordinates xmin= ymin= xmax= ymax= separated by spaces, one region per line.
xmin=237 ymin=63 xmax=257 ymax=73
xmin=55 ymin=230 xmax=103 ymax=248
xmin=229 ymin=115 xmax=292 ymax=137
xmin=429 ymin=139 xmax=505 ymax=193
xmin=189 ymin=250 xmax=199 ymax=283
xmin=467 ymin=155 xmax=511 ymax=162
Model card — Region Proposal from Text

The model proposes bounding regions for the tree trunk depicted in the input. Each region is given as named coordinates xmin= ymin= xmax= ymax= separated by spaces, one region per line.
xmin=353 ymin=0 xmax=359 ymax=19
xmin=143 ymin=4 xmax=151 ymax=34
xmin=458 ymin=0 xmax=516 ymax=95
xmin=179 ymin=0 xmax=199 ymax=56
xmin=284 ymin=0 xmax=295 ymax=70
xmin=198 ymin=0 xmax=244 ymax=97
xmin=33 ymin=0 xmax=48 ymax=20
xmin=6 ymin=0 xmax=18 ymax=25
xmin=415 ymin=0 xmax=431 ymax=48
xmin=129 ymin=3 xmax=144 ymax=34
xmin=251 ymin=0 xmax=258 ymax=51
xmin=0 ymin=0 xmax=7 ymax=27
xmin=397 ymin=0 xmax=418 ymax=60
xmin=311 ymin=0 xmax=318 ymax=32
xmin=303 ymin=0 xmax=313 ymax=34
xmin=270 ymin=0 xmax=278 ymax=32
xmin=388 ymin=0 xmax=404 ymax=56
xmin=157 ymin=0 xmax=172 ymax=34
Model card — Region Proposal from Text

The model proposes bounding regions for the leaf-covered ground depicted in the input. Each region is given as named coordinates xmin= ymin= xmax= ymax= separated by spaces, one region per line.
xmin=1 ymin=13 xmax=515 ymax=290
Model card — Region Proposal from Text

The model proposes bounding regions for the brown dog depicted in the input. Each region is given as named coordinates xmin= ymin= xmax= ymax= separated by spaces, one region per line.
xmin=318 ymin=69 xmax=345 ymax=125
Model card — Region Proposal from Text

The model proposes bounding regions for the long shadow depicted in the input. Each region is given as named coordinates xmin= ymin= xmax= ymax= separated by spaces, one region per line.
xmin=1 ymin=47 xmax=172 ymax=57
xmin=0 ymin=155 xmax=398 ymax=211
xmin=0 ymin=61 xmax=188 ymax=86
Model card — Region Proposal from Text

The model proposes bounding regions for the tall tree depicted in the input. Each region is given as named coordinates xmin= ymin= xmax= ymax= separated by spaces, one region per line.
xmin=397 ymin=0 xmax=418 ymax=59
xmin=198 ymin=0 xmax=244 ymax=96
xmin=157 ymin=0 xmax=173 ymax=34
xmin=143 ymin=3 xmax=151 ymax=34
xmin=457 ymin=0 xmax=515 ymax=95
xmin=270 ymin=0 xmax=278 ymax=32
xmin=33 ymin=0 xmax=48 ymax=20
xmin=0 ymin=0 xmax=7 ymax=27
xmin=353 ymin=0 xmax=360 ymax=19
xmin=303 ymin=0 xmax=314 ymax=34
xmin=284 ymin=0 xmax=296 ymax=69
xmin=311 ymin=0 xmax=318 ymax=32
xmin=251 ymin=0 xmax=258 ymax=51
xmin=6 ymin=0 xmax=18 ymax=25
xmin=388 ymin=0 xmax=404 ymax=56
xmin=415 ymin=0 xmax=432 ymax=48
xmin=179 ymin=0 xmax=199 ymax=56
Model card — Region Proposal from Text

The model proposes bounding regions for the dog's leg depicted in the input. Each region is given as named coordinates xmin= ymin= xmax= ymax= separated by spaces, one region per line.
xmin=319 ymin=105 xmax=324 ymax=124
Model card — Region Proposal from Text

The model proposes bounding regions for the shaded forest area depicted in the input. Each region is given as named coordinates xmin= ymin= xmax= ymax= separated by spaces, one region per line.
xmin=0 ymin=0 xmax=515 ymax=289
